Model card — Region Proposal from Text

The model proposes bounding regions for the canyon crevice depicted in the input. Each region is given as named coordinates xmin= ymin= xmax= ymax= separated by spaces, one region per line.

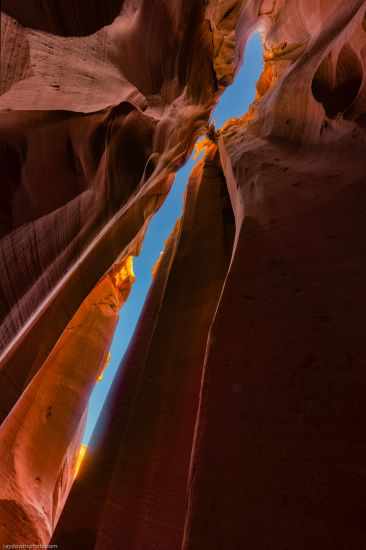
xmin=1 ymin=0 xmax=366 ymax=548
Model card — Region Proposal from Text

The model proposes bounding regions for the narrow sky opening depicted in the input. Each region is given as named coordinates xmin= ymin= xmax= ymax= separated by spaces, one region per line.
xmin=82 ymin=32 xmax=264 ymax=444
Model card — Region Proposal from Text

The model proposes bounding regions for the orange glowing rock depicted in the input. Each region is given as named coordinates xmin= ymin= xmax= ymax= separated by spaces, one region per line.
xmin=74 ymin=445 xmax=88 ymax=479
xmin=111 ymin=256 xmax=136 ymax=302
xmin=97 ymin=352 xmax=111 ymax=382
xmin=194 ymin=138 xmax=217 ymax=159
xmin=0 ymin=256 xmax=135 ymax=545
xmin=113 ymin=256 xmax=135 ymax=289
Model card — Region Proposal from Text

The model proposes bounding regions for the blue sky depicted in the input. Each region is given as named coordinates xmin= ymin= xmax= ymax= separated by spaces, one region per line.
xmin=82 ymin=32 xmax=263 ymax=444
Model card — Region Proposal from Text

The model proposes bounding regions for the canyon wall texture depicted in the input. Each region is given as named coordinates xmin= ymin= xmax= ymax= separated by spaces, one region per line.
xmin=0 ymin=0 xmax=219 ymax=420
xmin=0 ymin=258 xmax=135 ymax=544
xmin=52 ymin=147 xmax=234 ymax=549
xmin=1 ymin=0 xmax=366 ymax=548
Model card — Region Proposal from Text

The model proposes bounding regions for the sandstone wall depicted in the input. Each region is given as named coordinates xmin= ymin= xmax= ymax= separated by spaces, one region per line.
xmin=1 ymin=0 xmax=366 ymax=547
xmin=52 ymin=147 xmax=234 ymax=549
xmin=0 ymin=259 xmax=134 ymax=545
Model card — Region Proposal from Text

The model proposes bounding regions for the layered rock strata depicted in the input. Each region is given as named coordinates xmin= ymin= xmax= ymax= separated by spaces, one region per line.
xmin=0 ymin=0 xmax=217 ymax=421
xmin=1 ymin=0 xmax=366 ymax=548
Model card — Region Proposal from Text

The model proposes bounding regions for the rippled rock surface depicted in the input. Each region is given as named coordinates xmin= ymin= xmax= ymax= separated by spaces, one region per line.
xmin=1 ymin=1 xmax=366 ymax=547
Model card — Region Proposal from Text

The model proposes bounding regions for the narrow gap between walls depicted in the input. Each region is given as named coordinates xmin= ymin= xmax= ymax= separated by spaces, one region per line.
xmin=82 ymin=31 xmax=264 ymax=445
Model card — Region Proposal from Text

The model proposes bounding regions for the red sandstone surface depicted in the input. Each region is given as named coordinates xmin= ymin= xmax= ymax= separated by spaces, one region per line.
xmin=1 ymin=0 xmax=366 ymax=548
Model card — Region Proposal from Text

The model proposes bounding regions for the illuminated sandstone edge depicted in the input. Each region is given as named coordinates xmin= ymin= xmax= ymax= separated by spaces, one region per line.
xmin=74 ymin=444 xmax=88 ymax=480
xmin=0 ymin=257 xmax=134 ymax=544
xmin=96 ymin=352 xmax=111 ymax=383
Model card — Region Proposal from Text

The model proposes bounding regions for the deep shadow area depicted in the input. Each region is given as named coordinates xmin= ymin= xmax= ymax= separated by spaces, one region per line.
xmin=312 ymin=44 xmax=362 ymax=118
xmin=2 ymin=0 xmax=123 ymax=37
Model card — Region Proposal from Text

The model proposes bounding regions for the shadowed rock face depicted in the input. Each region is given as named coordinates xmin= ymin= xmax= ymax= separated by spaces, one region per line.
xmin=182 ymin=2 xmax=366 ymax=549
xmin=2 ymin=0 xmax=123 ymax=37
xmin=0 ymin=0 xmax=218 ymax=421
xmin=2 ymin=0 xmax=366 ymax=547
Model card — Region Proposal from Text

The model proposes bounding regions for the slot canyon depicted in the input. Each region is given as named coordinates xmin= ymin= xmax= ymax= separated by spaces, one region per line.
xmin=1 ymin=1 xmax=366 ymax=548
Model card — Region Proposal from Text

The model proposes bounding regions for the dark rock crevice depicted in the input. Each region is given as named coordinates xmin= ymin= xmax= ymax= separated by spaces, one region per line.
xmin=2 ymin=0 xmax=124 ymax=37
xmin=312 ymin=44 xmax=363 ymax=118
